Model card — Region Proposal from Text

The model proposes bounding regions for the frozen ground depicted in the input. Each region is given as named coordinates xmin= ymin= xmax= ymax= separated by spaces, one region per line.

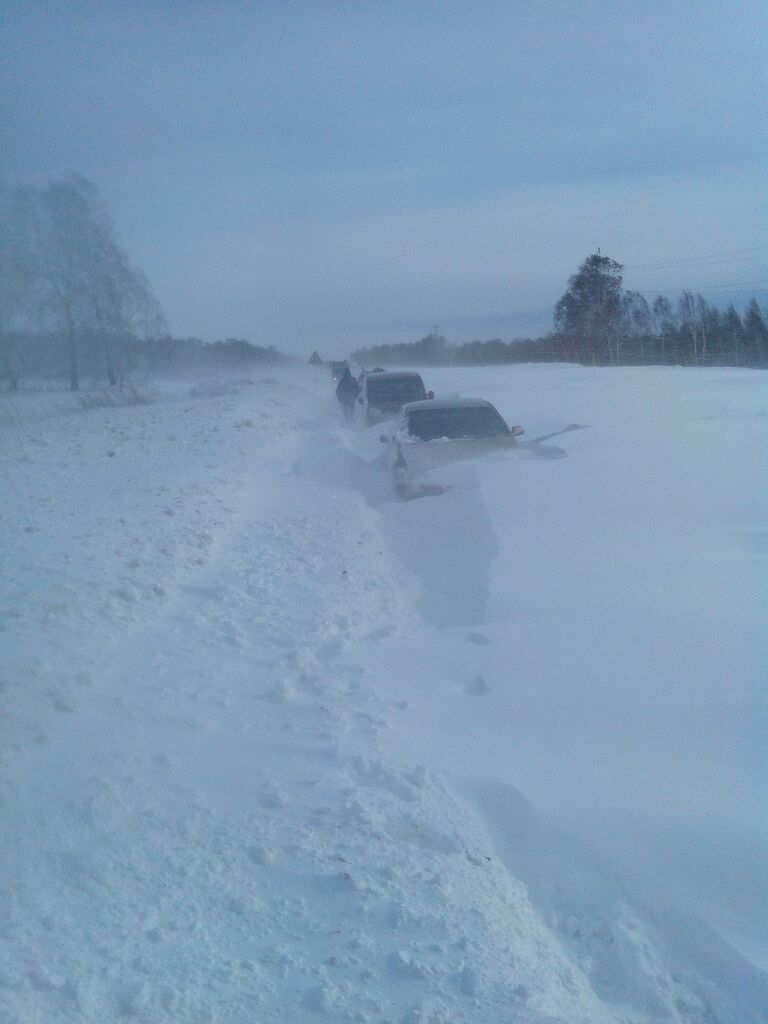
xmin=1 ymin=365 xmax=766 ymax=1023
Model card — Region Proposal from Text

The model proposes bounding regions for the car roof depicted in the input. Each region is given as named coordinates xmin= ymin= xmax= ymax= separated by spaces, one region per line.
xmin=367 ymin=371 xmax=424 ymax=381
xmin=402 ymin=397 xmax=497 ymax=413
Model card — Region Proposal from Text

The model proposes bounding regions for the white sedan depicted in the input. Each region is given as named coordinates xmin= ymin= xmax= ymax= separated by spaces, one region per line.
xmin=381 ymin=398 xmax=524 ymax=497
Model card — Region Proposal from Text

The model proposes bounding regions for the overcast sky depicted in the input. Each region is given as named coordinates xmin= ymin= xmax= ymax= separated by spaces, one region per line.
xmin=2 ymin=1 xmax=766 ymax=356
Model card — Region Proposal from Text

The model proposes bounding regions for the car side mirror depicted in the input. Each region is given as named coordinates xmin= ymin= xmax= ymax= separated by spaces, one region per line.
xmin=511 ymin=425 xmax=524 ymax=437
xmin=427 ymin=390 xmax=434 ymax=399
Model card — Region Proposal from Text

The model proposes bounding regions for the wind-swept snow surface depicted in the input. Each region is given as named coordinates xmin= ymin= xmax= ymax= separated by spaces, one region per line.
xmin=1 ymin=367 xmax=766 ymax=1023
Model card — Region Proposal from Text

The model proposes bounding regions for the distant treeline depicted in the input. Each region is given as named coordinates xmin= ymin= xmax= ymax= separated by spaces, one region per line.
xmin=2 ymin=332 xmax=293 ymax=387
xmin=0 ymin=174 xmax=292 ymax=391
xmin=351 ymin=254 xmax=768 ymax=369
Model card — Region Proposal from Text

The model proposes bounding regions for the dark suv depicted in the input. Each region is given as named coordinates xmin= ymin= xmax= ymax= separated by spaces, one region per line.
xmin=358 ymin=371 xmax=433 ymax=425
xmin=330 ymin=360 xmax=349 ymax=381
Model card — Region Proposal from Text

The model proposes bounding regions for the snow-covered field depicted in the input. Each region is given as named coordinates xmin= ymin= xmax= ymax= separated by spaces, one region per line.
xmin=1 ymin=365 xmax=766 ymax=1023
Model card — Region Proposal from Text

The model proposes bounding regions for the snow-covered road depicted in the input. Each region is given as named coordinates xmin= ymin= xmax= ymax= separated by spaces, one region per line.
xmin=1 ymin=366 xmax=766 ymax=1023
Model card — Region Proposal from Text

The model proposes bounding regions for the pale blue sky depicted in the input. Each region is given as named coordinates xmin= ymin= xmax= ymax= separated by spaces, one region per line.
xmin=2 ymin=1 xmax=766 ymax=355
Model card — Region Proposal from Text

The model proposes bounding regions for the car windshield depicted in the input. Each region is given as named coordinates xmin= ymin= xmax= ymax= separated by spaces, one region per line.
xmin=366 ymin=377 xmax=425 ymax=401
xmin=407 ymin=406 xmax=509 ymax=441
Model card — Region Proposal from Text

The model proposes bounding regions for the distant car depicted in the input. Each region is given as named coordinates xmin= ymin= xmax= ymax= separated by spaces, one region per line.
xmin=381 ymin=398 xmax=524 ymax=497
xmin=358 ymin=371 xmax=433 ymax=425
xmin=330 ymin=360 xmax=349 ymax=381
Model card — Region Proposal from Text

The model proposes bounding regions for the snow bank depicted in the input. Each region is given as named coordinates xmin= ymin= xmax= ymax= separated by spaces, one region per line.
xmin=352 ymin=364 xmax=767 ymax=971
xmin=0 ymin=373 xmax=304 ymax=758
xmin=0 ymin=384 xmax=157 ymax=426
xmin=0 ymin=373 xmax=275 ymax=427
xmin=188 ymin=378 xmax=256 ymax=399
xmin=2 ymin=365 xmax=766 ymax=1023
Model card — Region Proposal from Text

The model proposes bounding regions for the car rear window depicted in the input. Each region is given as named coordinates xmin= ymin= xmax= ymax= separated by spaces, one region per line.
xmin=366 ymin=377 xmax=425 ymax=401
xmin=407 ymin=406 xmax=509 ymax=441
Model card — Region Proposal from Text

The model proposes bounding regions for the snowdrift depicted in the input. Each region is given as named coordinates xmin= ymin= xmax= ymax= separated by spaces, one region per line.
xmin=1 ymin=365 xmax=765 ymax=1023
xmin=0 ymin=384 xmax=154 ymax=426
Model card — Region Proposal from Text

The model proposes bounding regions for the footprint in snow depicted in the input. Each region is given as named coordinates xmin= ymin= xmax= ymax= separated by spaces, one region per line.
xmin=50 ymin=691 xmax=77 ymax=713
xmin=246 ymin=845 xmax=275 ymax=865
xmin=364 ymin=624 xmax=396 ymax=642
xmin=464 ymin=631 xmax=491 ymax=646
xmin=465 ymin=675 xmax=491 ymax=696
xmin=260 ymin=785 xmax=287 ymax=809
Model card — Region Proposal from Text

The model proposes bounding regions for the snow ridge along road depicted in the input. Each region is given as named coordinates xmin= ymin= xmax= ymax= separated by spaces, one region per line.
xmin=1 ymin=367 xmax=766 ymax=1022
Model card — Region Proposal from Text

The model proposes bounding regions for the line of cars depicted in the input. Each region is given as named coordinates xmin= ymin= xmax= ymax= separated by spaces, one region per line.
xmin=351 ymin=368 xmax=524 ymax=497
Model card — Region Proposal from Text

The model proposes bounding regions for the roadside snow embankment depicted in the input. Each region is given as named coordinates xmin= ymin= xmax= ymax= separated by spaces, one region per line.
xmin=0 ymin=384 xmax=154 ymax=427
xmin=0 ymin=376 xmax=302 ymax=754
xmin=2 ymin=366 xmax=766 ymax=1023
xmin=2 ymin=371 xmax=615 ymax=1023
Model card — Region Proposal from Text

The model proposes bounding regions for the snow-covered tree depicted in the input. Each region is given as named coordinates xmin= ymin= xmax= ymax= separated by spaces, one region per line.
xmin=0 ymin=185 xmax=37 ymax=388
xmin=7 ymin=174 xmax=165 ymax=389
xmin=86 ymin=231 xmax=166 ymax=385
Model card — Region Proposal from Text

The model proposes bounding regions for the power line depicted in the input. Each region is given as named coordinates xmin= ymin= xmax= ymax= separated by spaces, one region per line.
xmin=626 ymin=243 xmax=768 ymax=270
xmin=629 ymin=255 xmax=759 ymax=272
xmin=635 ymin=279 xmax=768 ymax=297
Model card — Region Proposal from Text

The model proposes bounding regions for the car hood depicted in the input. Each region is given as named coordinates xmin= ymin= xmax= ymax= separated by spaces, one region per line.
xmin=400 ymin=434 xmax=517 ymax=473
